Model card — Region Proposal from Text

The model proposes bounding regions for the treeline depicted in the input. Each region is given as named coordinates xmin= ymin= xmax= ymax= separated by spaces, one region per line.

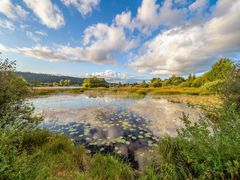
xmin=15 ymin=72 xmax=84 ymax=86
xmin=1 ymin=56 xmax=240 ymax=179
xmin=120 ymin=58 xmax=233 ymax=94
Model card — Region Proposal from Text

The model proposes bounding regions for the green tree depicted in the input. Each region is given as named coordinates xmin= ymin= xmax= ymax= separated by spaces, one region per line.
xmin=140 ymin=80 xmax=149 ymax=88
xmin=82 ymin=77 xmax=109 ymax=88
xmin=0 ymin=58 xmax=33 ymax=127
xmin=142 ymin=61 xmax=240 ymax=179
xmin=162 ymin=75 xmax=185 ymax=87
xmin=150 ymin=78 xmax=162 ymax=87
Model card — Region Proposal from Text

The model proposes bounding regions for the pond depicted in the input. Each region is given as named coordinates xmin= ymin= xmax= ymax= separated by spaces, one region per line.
xmin=30 ymin=94 xmax=200 ymax=169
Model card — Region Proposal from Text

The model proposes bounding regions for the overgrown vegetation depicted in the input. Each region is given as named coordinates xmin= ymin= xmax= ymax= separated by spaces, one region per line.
xmin=0 ymin=57 xmax=133 ymax=179
xmin=141 ymin=61 xmax=240 ymax=179
xmin=30 ymin=58 xmax=234 ymax=97
xmin=1 ymin=55 xmax=240 ymax=179
xmin=82 ymin=76 xmax=109 ymax=88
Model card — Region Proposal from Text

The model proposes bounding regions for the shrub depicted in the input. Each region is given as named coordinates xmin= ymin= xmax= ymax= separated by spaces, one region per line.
xmin=22 ymin=129 xmax=51 ymax=150
xmin=143 ymin=103 xmax=240 ymax=179
xmin=199 ymin=80 xmax=224 ymax=95
xmin=86 ymin=154 xmax=133 ymax=179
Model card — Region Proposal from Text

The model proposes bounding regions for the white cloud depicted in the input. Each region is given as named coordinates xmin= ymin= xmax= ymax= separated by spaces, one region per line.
xmin=129 ymin=0 xmax=240 ymax=75
xmin=0 ymin=0 xmax=28 ymax=19
xmin=114 ymin=0 xmax=187 ymax=34
xmin=115 ymin=11 xmax=133 ymax=30
xmin=86 ymin=70 xmax=127 ymax=80
xmin=0 ymin=18 xmax=14 ymax=30
xmin=24 ymin=0 xmax=65 ymax=29
xmin=83 ymin=23 xmax=135 ymax=52
xmin=61 ymin=0 xmax=100 ymax=16
xmin=0 ymin=23 xmax=136 ymax=64
xmin=26 ymin=31 xmax=41 ymax=42
xmin=26 ymin=30 xmax=47 ymax=42
xmin=0 ymin=22 xmax=135 ymax=64
xmin=35 ymin=31 xmax=48 ymax=36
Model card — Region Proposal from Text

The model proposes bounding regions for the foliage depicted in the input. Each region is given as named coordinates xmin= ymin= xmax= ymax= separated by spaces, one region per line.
xmin=140 ymin=80 xmax=149 ymax=88
xmin=203 ymin=58 xmax=233 ymax=82
xmin=162 ymin=75 xmax=185 ymax=87
xmin=142 ymin=61 xmax=240 ymax=179
xmin=199 ymin=80 xmax=224 ymax=95
xmin=15 ymin=71 xmax=84 ymax=85
xmin=59 ymin=79 xmax=71 ymax=86
xmin=0 ymin=57 xmax=133 ymax=179
xmin=221 ymin=62 xmax=240 ymax=111
xmin=0 ymin=58 xmax=34 ymax=127
xmin=86 ymin=154 xmax=133 ymax=179
xmin=192 ymin=58 xmax=233 ymax=88
xmin=143 ymin=103 xmax=240 ymax=179
xmin=82 ymin=77 xmax=109 ymax=88
xmin=149 ymin=78 xmax=162 ymax=87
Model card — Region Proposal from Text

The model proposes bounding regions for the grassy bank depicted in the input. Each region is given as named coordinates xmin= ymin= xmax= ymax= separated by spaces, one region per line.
xmin=32 ymin=86 xmax=199 ymax=96
xmin=154 ymin=95 xmax=222 ymax=107
xmin=2 ymin=58 xmax=239 ymax=179
xmin=0 ymin=128 xmax=134 ymax=179
xmin=31 ymin=86 xmax=221 ymax=107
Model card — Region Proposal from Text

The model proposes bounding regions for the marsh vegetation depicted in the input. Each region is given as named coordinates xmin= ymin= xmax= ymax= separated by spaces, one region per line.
xmin=1 ymin=57 xmax=240 ymax=179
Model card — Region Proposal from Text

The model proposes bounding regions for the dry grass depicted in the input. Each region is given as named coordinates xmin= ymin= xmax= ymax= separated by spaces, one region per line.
xmin=154 ymin=95 xmax=222 ymax=107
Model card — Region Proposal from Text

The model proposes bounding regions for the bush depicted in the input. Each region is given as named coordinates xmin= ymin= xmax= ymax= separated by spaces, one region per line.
xmin=0 ymin=126 xmax=33 ymax=180
xmin=143 ymin=103 xmax=240 ymax=179
xmin=221 ymin=63 xmax=240 ymax=111
xmin=86 ymin=154 xmax=133 ymax=179
xmin=199 ymin=80 xmax=224 ymax=95
xmin=22 ymin=129 xmax=51 ymax=151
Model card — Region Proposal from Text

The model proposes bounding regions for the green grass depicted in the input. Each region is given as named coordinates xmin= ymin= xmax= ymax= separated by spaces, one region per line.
xmin=0 ymin=127 xmax=134 ymax=180
xmin=141 ymin=104 xmax=240 ymax=179
xmin=32 ymin=86 xmax=200 ymax=97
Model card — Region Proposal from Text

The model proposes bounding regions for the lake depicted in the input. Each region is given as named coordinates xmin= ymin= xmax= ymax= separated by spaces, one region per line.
xmin=30 ymin=94 xmax=200 ymax=168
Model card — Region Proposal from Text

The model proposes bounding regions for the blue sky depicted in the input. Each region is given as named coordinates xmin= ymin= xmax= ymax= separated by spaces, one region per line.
xmin=0 ymin=0 xmax=239 ymax=81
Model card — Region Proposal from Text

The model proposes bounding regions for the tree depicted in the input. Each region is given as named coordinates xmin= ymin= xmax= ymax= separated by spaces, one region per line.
xmin=150 ymin=78 xmax=162 ymax=87
xmin=179 ymin=74 xmax=196 ymax=87
xmin=82 ymin=77 xmax=109 ymax=88
xmin=162 ymin=75 xmax=185 ymax=86
xmin=59 ymin=79 xmax=64 ymax=86
xmin=221 ymin=62 xmax=240 ymax=111
xmin=140 ymin=80 xmax=149 ymax=88
xmin=0 ymin=57 xmax=33 ymax=127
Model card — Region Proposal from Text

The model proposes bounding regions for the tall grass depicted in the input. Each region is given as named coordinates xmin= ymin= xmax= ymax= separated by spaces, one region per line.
xmin=141 ymin=103 xmax=240 ymax=179
xmin=0 ymin=126 xmax=134 ymax=179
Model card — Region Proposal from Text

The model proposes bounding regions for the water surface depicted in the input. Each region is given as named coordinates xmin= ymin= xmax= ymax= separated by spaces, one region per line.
xmin=31 ymin=94 xmax=199 ymax=168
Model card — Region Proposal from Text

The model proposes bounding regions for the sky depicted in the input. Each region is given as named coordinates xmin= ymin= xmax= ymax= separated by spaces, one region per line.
xmin=0 ymin=0 xmax=240 ymax=81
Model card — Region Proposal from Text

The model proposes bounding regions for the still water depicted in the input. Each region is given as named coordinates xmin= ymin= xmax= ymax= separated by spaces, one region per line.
xmin=30 ymin=94 xmax=200 ymax=168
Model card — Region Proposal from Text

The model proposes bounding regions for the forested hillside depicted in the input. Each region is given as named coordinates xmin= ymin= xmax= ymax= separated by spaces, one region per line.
xmin=15 ymin=72 xmax=84 ymax=85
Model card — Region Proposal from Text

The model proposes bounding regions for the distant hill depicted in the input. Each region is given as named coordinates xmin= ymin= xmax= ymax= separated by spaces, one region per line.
xmin=15 ymin=72 xmax=84 ymax=85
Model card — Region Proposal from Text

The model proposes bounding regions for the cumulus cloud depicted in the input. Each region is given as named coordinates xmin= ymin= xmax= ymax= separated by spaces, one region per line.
xmin=129 ymin=0 xmax=240 ymax=75
xmin=86 ymin=70 xmax=127 ymax=80
xmin=0 ymin=23 xmax=136 ymax=64
xmin=23 ymin=0 xmax=65 ymax=29
xmin=0 ymin=0 xmax=28 ymax=19
xmin=0 ymin=18 xmax=14 ymax=30
xmin=115 ymin=11 xmax=132 ymax=30
xmin=114 ymin=0 xmax=187 ymax=34
xmin=83 ymin=23 xmax=136 ymax=52
xmin=61 ymin=0 xmax=100 ymax=16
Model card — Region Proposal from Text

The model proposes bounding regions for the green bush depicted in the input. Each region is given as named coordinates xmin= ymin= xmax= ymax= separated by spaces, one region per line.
xmin=22 ymin=129 xmax=51 ymax=151
xmin=199 ymin=80 xmax=224 ymax=95
xmin=142 ymin=104 xmax=240 ymax=179
xmin=86 ymin=154 xmax=133 ymax=179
